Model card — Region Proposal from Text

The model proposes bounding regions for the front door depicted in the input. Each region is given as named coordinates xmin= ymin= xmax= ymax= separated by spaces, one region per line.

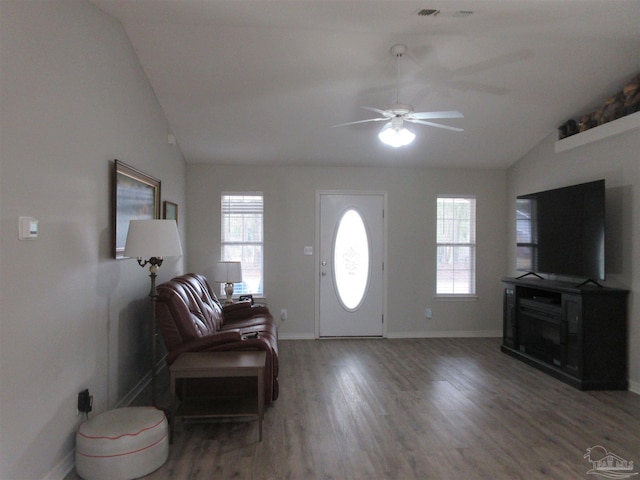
xmin=318 ymin=193 xmax=385 ymax=337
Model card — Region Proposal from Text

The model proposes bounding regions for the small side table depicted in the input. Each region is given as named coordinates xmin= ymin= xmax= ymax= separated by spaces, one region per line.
xmin=169 ymin=351 xmax=266 ymax=442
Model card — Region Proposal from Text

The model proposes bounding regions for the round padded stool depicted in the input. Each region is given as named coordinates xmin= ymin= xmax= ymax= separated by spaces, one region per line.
xmin=75 ymin=407 xmax=168 ymax=480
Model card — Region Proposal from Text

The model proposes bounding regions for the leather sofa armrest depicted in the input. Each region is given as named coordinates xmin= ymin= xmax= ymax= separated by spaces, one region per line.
xmin=222 ymin=301 xmax=252 ymax=314
xmin=166 ymin=330 xmax=243 ymax=364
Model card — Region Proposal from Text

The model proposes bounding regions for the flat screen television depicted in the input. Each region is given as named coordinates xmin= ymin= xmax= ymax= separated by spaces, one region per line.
xmin=516 ymin=179 xmax=605 ymax=281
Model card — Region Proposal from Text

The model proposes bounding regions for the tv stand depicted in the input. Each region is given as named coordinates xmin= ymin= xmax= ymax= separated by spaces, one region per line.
xmin=501 ymin=277 xmax=628 ymax=390
xmin=516 ymin=271 xmax=544 ymax=280
xmin=575 ymin=278 xmax=603 ymax=288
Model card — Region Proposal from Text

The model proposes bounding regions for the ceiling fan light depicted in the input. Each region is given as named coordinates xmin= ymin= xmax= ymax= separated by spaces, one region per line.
xmin=378 ymin=122 xmax=415 ymax=147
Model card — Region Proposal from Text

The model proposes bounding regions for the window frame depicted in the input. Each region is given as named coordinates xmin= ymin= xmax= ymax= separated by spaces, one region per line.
xmin=516 ymin=197 xmax=538 ymax=272
xmin=220 ymin=192 xmax=264 ymax=298
xmin=436 ymin=195 xmax=477 ymax=297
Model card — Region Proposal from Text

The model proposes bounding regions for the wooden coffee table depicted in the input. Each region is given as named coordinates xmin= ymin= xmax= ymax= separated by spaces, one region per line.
xmin=169 ymin=351 xmax=266 ymax=442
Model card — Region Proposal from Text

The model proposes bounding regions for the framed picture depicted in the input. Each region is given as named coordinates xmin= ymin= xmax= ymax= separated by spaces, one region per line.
xmin=163 ymin=201 xmax=178 ymax=225
xmin=113 ymin=159 xmax=161 ymax=259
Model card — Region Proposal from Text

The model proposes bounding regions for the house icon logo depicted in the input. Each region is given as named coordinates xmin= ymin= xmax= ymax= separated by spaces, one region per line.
xmin=584 ymin=445 xmax=638 ymax=479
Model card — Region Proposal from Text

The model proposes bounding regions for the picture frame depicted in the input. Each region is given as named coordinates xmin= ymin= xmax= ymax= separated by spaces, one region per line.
xmin=163 ymin=201 xmax=178 ymax=225
xmin=113 ymin=159 xmax=161 ymax=259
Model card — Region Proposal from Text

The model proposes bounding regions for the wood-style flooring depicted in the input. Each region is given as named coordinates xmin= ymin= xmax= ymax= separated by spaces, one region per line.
xmin=67 ymin=338 xmax=640 ymax=479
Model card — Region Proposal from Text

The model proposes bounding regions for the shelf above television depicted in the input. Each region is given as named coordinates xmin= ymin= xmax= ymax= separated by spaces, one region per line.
xmin=555 ymin=111 xmax=640 ymax=154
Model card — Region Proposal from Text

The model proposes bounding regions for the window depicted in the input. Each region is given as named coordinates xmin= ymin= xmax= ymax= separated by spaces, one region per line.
xmin=221 ymin=193 xmax=263 ymax=296
xmin=516 ymin=198 xmax=537 ymax=271
xmin=334 ymin=209 xmax=370 ymax=310
xmin=436 ymin=196 xmax=476 ymax=295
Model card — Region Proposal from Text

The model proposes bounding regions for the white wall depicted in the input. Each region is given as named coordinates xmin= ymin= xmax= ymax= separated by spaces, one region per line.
xmin=0 ymin=2 xmax=186 ymax=478
xmin=187 ymin=164 xmax=507 ymax=339
xmin=506 ymin=126 xmax=640 ymax=390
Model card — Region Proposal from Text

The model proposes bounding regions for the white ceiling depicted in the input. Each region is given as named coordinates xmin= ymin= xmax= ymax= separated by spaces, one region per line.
xmin=90 ymin=0 xmax=640 ymax=169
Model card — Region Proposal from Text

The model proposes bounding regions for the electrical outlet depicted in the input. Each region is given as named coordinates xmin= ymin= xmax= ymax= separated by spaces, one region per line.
xmin=280 ymin=309 xmax=287 ymax=321
xmin=425 ymin=307 xmax=433 ymax=319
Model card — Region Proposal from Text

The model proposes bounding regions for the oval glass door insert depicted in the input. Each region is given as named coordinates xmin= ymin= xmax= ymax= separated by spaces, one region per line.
xmin=333 ymin=209 xmax=370 ymax=310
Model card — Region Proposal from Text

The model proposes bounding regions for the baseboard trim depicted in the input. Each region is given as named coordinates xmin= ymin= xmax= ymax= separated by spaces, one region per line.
xmin=278 ymin=332 xmax=316 ymax=340
xmin=279 ymin=331 xmax=502 ymax=340
xmin=386 ymin=330 xmax=502 ymax=339
xmin=41 ymin=450 xmax=75 ymax=480
xmin=628 ymin=379 xmax=640 ymax=395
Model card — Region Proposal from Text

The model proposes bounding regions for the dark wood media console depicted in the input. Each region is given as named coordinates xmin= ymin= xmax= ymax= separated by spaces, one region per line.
xmin=501 ymin=277 xmax=628 ymax=390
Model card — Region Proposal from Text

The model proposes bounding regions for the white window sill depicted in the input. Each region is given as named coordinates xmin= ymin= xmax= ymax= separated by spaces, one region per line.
xmin=435 ymin=295 xmax=479 ymax=302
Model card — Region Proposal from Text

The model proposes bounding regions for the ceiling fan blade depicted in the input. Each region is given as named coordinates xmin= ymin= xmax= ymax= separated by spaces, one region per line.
xmin=453 ymin=49 xmax=534 ymax=77
xmin=410 ymin=111 xmax=464 ymax=120
xmin=331 ymin=117 xmax=387 ymax=128
xmin=362 ymin=106 xmax=393 ymax=117
xmin=406 ymin=119 xmax=464 ymax=132
xmin=448 ymin=80 xmax=510 ymax=95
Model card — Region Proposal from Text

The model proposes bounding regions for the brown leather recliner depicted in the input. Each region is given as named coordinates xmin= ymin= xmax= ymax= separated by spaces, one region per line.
xmin=156 ymin=273 xmax=278 ymax=404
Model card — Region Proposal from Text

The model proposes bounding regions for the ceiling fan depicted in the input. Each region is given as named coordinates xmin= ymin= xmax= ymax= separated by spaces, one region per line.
xmin=334 ymin=44 xmax=464 ymax=147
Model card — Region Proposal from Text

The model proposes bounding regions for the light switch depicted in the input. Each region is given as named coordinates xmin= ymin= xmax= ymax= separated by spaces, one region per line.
xmin=19 ymin=216 xmax=38 ymax=240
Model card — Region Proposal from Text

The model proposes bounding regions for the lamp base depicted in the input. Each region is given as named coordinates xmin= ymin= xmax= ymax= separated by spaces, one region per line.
xmin=224 ymin=282 xmax=234 ymax=304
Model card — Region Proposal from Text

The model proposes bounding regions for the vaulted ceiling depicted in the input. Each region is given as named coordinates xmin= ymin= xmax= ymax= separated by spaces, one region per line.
xmin=90 ymin=0 xmax=640 ymax=168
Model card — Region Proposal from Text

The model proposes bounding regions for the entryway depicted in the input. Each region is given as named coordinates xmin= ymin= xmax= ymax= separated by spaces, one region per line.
xmin=317 ymin=192 xmax=386 ymax=337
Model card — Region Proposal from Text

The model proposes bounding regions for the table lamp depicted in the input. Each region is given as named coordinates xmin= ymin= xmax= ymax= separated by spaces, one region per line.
xmin=214 ymin=261 xmax=243 ymax=304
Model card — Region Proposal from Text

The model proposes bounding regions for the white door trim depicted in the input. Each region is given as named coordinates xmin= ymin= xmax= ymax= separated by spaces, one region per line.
xmin=315 ymin=190 xmax=388 ymax=338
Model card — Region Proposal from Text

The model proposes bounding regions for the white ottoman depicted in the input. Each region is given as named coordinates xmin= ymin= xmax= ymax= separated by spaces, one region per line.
xmin=76 ymin=407 xmax=169 ymax=480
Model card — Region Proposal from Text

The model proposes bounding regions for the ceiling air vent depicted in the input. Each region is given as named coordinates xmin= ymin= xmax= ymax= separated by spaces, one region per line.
xmin=417 ymin=8 xmax=440 ymax=16
xmin=417 ymin=9 xmax=474 ymax=18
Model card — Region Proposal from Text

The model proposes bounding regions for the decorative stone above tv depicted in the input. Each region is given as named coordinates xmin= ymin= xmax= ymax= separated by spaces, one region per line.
xmin=558 ymin=73 xmax=640 ymax=140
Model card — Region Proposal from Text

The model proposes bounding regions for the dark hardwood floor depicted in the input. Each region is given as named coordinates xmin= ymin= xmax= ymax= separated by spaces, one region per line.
xmin=67 ymin=338 xmax=640 ymax=479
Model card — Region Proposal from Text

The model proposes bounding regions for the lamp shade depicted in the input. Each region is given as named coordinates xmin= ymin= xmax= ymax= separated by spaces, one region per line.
xmin=214 ymin=261 xmax=243 ymax=283
xmin=124 ymin=219 xmax=182 ymax=259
